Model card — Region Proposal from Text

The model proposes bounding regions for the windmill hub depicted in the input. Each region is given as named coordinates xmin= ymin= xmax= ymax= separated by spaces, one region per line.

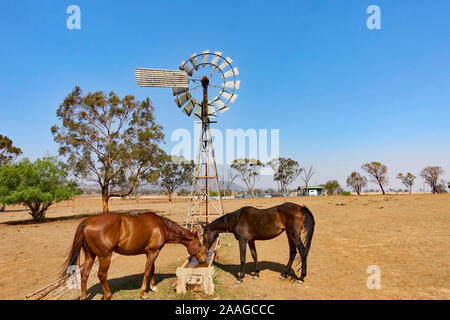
xmin=201 ymin=76 xmax=209 ymax=88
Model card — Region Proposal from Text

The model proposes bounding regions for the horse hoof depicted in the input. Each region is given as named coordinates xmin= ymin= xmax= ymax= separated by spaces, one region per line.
xmin=150 ymin=285 xmax=158 ymax=293
xmin=297 ymin=279 xmax=304 ymax=284
xmin=140 ymin=293 xmax=149 ymax=300
xmin=252 ymin=274 xmax=259 ymax=279
xmin=279 ymin=274 xmax=288 ymax=279
xmin=236 ymin=279 xmax=242 ymax=284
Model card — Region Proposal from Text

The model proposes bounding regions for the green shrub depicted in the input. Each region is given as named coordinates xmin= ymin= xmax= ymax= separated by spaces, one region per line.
xmin=0 ymin=157 xmax=82 ymax=222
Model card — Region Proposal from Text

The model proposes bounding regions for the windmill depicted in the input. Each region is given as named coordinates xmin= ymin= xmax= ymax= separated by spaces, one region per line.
xmin=136 ymin=51 xmax=240 ymax=230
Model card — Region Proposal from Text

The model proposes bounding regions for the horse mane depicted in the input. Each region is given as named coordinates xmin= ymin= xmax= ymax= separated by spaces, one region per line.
xmin=161 ymin=216 xmax=195 ymax=240
xmin=210 ymin=210 xmax=240 ymax=232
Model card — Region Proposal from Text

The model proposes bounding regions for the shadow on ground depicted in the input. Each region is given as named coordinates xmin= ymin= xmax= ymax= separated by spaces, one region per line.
xmin=213 ymin=260 xmax=298 ymax=281
xmin=1 ymin=213 xmax=99 ymax=226
xmin=1 ymin=209 xmax=168 ymax=226
xmin=84 ymin=272 xmax=176 ymax=300
xmin=114 ymin=209 xmax=166 ymax=216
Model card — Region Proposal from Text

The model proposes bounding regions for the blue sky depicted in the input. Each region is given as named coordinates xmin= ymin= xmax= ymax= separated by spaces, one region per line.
xmin=0 ymin=1 xmax=449 ymax=191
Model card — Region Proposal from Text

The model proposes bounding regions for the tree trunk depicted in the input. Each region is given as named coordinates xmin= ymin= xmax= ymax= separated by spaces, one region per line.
xmin=168 ymin=193 xmax=172 ymax=202
xmin=29 ymin=206 xmax=46 ymax=222
xmin=432 ymin=183 xmax=437 ymax=193
xmin=379 ymin=183 xmax=385 ymax=195
xmin=102 ymin=187 xmax=110 ymax=213
xmin=102 ymin=196 xmax=109 ymax=212
xmin=0 ymin=203 xmax=5 ymax=212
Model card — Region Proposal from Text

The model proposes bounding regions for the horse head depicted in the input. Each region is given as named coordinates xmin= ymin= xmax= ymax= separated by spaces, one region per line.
xmin=201 ymin=224 xmax=218 ymax=253
xmin=186 ymin=230 xmax=207 ymax=264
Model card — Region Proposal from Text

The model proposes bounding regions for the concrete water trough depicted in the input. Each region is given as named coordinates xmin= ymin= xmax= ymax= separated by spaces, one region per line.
xmin=176 ymin=236 xmax=220 ymax=295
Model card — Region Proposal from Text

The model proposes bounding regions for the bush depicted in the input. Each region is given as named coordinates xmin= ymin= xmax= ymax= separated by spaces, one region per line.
xmin=341 ymin=191 xmax=351 ymax=196
xmin=177 ymin=188 xmax=190 ymax=196
xmin=0 ymin=157 xmax=82 ymax=222
xmin=324 ymin=180 xmax=343 ymax=195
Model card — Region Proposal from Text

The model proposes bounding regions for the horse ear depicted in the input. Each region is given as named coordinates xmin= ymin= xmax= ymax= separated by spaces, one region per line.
xmin=200 ymin=223 xmax=206 ymax=230
xmin=193 ymin=230 xmax=198 ymax=238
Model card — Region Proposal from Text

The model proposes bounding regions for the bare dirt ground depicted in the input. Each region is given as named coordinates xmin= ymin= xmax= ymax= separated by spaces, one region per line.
xmin=0 ymin=194 xmax=449 ymax=300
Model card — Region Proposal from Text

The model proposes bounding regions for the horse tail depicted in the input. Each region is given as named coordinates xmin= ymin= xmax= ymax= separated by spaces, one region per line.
xmin=299 ymin=206 xmax=315 ymax=258
xmin=294 ymin=206 xmax=315 ymax=271
xmin=60 ymin=219 xmax=88 ymax=279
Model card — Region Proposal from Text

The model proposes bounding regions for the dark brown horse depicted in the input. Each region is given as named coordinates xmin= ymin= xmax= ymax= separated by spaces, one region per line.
xmin=203 ymin=202 xmax=315 ymax=283
xmin=62 ymin=212 xmax=206 ymax=300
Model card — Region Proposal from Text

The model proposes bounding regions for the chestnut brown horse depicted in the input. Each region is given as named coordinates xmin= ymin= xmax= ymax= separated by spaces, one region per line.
xmin=203 ymin=202 xmax=315 ymax=284
xmin=62 ymin=211 xmax=206 ymax=300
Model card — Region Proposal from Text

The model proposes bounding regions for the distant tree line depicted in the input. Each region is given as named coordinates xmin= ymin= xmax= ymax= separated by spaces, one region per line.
xmin=1 ymin=87 xmax=448 ymax=222
xmin=344 ymin=161 xmax=447 ymax=195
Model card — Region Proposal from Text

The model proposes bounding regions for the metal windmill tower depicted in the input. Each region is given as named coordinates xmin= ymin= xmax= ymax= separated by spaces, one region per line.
xmin=136 ymin=51 xmax=240 ymax=230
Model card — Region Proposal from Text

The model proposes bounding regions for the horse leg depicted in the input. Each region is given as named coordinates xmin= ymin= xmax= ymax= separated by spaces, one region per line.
xmin=237 ymin=239 xmax=247 ymax=284
xmin=97 ymin=255 xmax=113 ymax=300
xmin=248 ymin=240 xmax=260 ymax=279
xmin=140 ymin=249 xmax=160 ymax=299
xmin=149 ymin=263 xmax=158 ymax=292
xmin=80 ymin=250 xmax=96 ymax=300
xmin=280 ymin=235 xmax=296 ymax=279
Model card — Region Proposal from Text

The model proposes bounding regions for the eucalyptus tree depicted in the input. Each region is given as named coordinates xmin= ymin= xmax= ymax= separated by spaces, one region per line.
xmin=231 ymin=158 xmax=265 ymax=198
xmin=346 ymin=172 xmax=367 ymax=195
xmin=52 ymin=86 xmax=165 ymax=212
xmin=270 ymin=157 xmax=302 ymax=196
xmin=155 ymin=155 xmax=194 ymax=201
xmin=420 ymin=166 xmax=444 ymax=193
xmin=396 ymin=172 xmax=416 ymax=194
xmin=362 ymin=162 xmax=388 ymax=195
xmin=0 ymin=135 xmax=22 ymax=166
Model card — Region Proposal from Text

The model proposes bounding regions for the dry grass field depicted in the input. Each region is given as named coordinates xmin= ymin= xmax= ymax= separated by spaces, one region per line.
xmin=0 ymin=194 xmax=449 ymax=300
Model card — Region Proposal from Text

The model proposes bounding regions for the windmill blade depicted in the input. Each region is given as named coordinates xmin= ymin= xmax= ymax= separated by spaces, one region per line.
xmin=219 ymin=90 xmax=234 ymax=101
xmin=193 ymin=104 xmax=202 ymax=119
xmin=207 ymin=102 xmax=217 ymax=117
xmin=213 ymin=97 xmax=226 ymax=110
xmin=192 ymin=101 xmax=217 ymax=119
xmin=136 ymin=68 xmax=189 ymax=88
xmin=201 ymin=50 xmax=209 ymax=66
xmin=222 ymin=80 xmax=240 ymax=90
xmin=174 ymin=92 xmax=192 ymax=108
xmin=220 ymin=91 xmax=238 ymax=103
xmin=222 ymin=67 xmax=239 ymax=79
xmin=210 ymin=52 xmax=223 ymax=67
xmin=179 ymin=61 xmax=194 ymax=76
xmin=172 ymin=87 xmax=188 ymax=96
xmin=182 ymin=99 xmax=196 ymax=116
xmin=229 ymin=94 xmax=238 ymax=103
xmin=219 ymin=106 xmax=230 ymax=113
xmin=218 ymin=57 xmax=233 ymax=71
xmin=189 ymin=53 xmax=200 ymax=70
